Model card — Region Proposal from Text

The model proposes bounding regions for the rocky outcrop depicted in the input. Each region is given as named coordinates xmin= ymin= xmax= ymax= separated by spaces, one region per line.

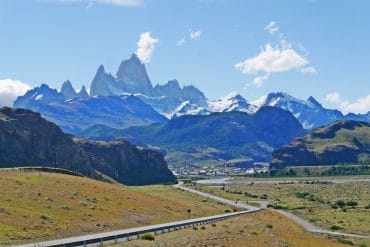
xmin=271 ymin=120 xmax=370 ymax=168
xmin=77 ymin=140 xmax=176 ymax=185
xmin=60 ymin=80 xmax=79 ymax=100
xmin=0 ymin=107 xmax=176 ymax=185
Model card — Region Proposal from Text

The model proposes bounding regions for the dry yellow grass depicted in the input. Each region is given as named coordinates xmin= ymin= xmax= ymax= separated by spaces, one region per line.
xmin=0 ymin=170 xmax=230 ymax=245
xmin=115 ymin=210 xmax=348 ymax=247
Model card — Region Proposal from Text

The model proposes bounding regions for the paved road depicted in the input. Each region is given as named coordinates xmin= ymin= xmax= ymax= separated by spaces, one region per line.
xmin=176 ymin=182 xmax=370 ymax=239
xmin=197 ymin=177 xmax=370 ymax=185
xmin=14 ymin=211 xmax=253 ymax=247
xmin=276 ymin=210 xmax=370 ymax=238
xmin=174 ymin=182 xmax=261 ymax=212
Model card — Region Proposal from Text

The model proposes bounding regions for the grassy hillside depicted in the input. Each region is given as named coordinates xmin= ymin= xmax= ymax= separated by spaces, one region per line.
xmin=0 ymin=170 xmax=230 ymax=245
xmin=271 ymin=120 xmax=370 ymax=167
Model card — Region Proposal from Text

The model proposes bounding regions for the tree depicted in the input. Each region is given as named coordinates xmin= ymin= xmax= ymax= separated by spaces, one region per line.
xmin=187 ymin=209 xmax=191 ymax=219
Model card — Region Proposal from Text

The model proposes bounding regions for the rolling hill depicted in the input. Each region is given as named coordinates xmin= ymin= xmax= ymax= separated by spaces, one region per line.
xmin=271 ymin=120 xmax=370 ymax=168
xmin=80 ymin=107 xmax=305 ymax=166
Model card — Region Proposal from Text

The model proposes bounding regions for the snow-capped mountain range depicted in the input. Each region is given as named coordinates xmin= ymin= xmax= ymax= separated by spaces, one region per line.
xmin=13 ymin=53 xmax=369 ymax=134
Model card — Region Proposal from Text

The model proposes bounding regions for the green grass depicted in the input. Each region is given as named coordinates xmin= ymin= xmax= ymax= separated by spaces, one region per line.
xmin=189 ymin=180 xmax=370 ymax=235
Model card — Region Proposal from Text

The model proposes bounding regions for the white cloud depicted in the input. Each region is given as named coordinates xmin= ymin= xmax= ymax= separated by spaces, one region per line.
xmin=190 ymin=30 xmax=202 ymax=39
xmin=136 ymin=32 xmax=159 ymax=63
xmin=37 ymin=0 xmax=144 ymax=7
xmin=264 ymin=21 xmax=279 ymax=35
xmin=325 ymin=92 xmax=341 ymax=103
xmin=324 ymin=92 xmax=370 ymax=114
xmin=235 ymin=43 xmax=308 ymax=74
xmin=301 ymin=66 xmax=317 ymax=74
xmin=0 ymin=79 xmax=31 ymax=107
xmin=252 ymin=74 xmax=269 ymax=87
xmin=176 ymin=37 xmax=185 ymax=46
xmin=236 ymin=21 xmax=315 ymax=86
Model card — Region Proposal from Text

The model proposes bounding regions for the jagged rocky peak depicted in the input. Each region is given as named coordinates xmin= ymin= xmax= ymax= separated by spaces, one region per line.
xmin=14 ymin=84 xmax=64 ymax=108
xmin=307 ymin=96 xmax=322 ymax=108
xmin=60 ymin=80 xmax=78 ymax=100
xmin=78 ymin=86 xmax=89 ymax=98
xmin=90 ymin=64 xmax=114 ymax=96
xmin=116 ymin=53 xmax=153 ymax=94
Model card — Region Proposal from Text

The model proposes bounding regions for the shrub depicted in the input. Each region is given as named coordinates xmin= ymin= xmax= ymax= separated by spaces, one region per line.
xmin=40 ymin=214 xmax=49 ymax=220
xmin=193 ymin=226 xmax=198 ymax=230
xmin=346 ymin=201 xmax=358 ymax=207
xmin=200 ymin=226 xmax=206 ymax=230
xmin=295 ymin=192 xmax=310 ymax=199
xmin=141 ymin=233 xmax=155 ymax=241
xmin=251 ymin=232 xmax=258 ymax=235
xmin=337 ymin=238 xmax=353 ymax=245
xmin=330 ymin=225 xmax=343 ymax=230
xmin=266 ymin=224 xmax=273 ymax=229
xmin=335 ymin=200 xmax=346 ymax=208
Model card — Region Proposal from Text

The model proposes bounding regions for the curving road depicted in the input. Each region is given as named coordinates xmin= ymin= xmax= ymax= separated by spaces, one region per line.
xmin=175 ymin=182 xmax=370 ymax=239
xmin=174 ymin=182 xmax=261 ymax=212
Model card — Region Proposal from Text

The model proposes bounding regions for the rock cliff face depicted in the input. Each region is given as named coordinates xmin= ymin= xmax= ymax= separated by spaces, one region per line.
xmin=0 ymin=107 xmax=176 ymax=185
xmin=271 ymin=120 xmax=370 ymax=168
xmin=88 ymin=54 xmax=208 ymax=115
xmin=0 ymin=107 xmax=93 ymax=175
xmin=77 ymin=140 xmax=175 ymax=185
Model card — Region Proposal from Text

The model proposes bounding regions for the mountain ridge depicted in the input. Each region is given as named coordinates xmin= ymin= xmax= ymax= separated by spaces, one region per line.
xmin=0 ymin=107 xmax=176 ymax=185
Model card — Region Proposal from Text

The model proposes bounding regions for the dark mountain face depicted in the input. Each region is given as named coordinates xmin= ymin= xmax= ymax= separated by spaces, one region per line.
xmin=0 ymin=107 xmax=176 ymax=185
xmin=0 ymin=107 xmax=93 ymax=174
xmin=77 ymin=139 xmax=175 ymax=185
xmin=271 ymin=120 xmax=370 ymax=168
xmin=80 ymin=107 xmax=305 ymax=164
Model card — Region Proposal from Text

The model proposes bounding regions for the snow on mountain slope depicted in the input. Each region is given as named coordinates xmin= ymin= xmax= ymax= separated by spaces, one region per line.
xmin=208 ymin=93 xmax=257 ymax=114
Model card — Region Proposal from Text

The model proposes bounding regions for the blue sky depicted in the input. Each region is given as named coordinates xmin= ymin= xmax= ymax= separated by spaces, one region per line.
xmin=0 ymin=0 xmax=369 ymax=113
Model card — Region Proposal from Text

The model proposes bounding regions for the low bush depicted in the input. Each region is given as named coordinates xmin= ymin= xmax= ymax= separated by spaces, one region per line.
xmin=141 ymin=233 xmax=155 ymax=241
xmin=337 ymin=238 xmax=354 ymax=245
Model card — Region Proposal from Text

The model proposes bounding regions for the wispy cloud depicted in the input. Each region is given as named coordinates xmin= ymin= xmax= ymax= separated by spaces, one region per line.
xmin=301 ymin=66 xmax=317 ymax=74
xmin=190 ymin=30 xmax=202 ymax=39
xmin=136 ymin=32 xmax=159 ymax=63
xmin=264 ymin=21 xmax=279 ymax=35
xmin=324 ymin=92 xmax=370 ymax=114
xmin=236 ymin=21 xmax=316 ymax=86
xmin=37 ymin=0 xmax=145 ymax=7
xmin=252 ymin=74 xmax=270 ymax=87
xmin=176 ymin=29 xmax=202 ymax=46
xmin=0 ymin=79 xmax=31 ymax=106
xmin=176 ymin=37 xmax=186 ymax=47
